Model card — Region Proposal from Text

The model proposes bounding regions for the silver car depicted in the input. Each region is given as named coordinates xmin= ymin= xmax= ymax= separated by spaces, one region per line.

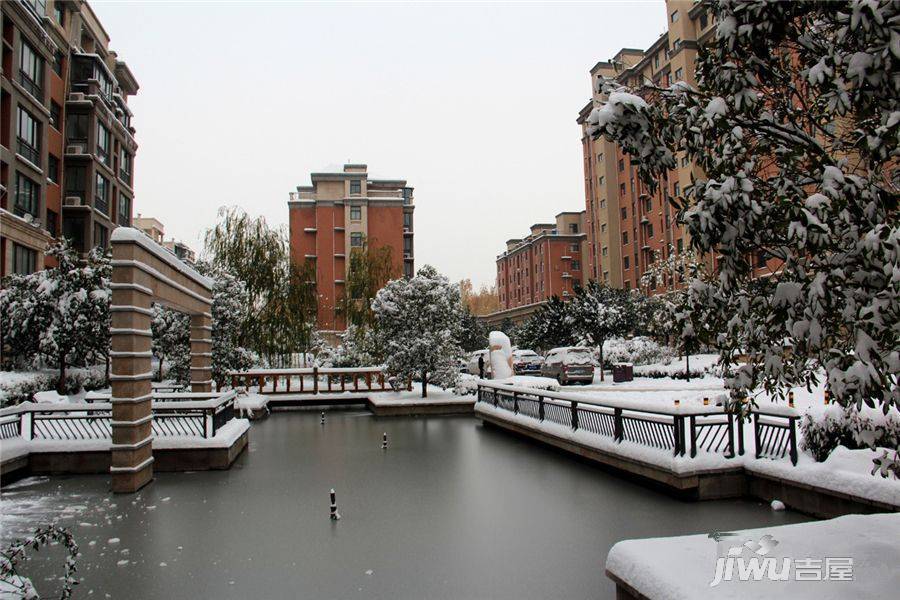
xmin=540 ymin=347 xmax=595 ymax=385
xmin=512 ymin=349 xmax=544 ymax=376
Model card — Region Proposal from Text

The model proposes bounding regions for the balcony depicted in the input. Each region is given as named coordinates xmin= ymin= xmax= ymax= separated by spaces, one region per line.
xmin=16 ymin=138 xmax=40 ymax=167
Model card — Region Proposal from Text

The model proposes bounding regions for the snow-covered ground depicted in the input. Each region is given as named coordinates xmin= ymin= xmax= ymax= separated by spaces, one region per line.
xmin=607 ymin=513 xmax=900 ymax=599
xmin=368 ymin=385 xmax=475 ymax=407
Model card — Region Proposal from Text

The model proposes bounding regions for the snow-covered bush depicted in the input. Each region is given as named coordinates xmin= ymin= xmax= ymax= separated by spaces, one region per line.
xmin=323 ymin=324 xmax=378 ymax=368
xmin=602 ymin=337 xmax=673 ymax=368
xmin=0 ymin=366 xmax=107 ymax=407
xmin=801 ymin=404 xmax=900 ymax=462
xmin=151 ymin=305 xmax=190 ymax=386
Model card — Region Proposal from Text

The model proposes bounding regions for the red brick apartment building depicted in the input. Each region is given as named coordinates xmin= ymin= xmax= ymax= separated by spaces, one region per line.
xmin=576 ymin=0 xmax=779 ymax=295
xmin=495 ymin=211 xmax=587 ymax=319
xmin=288 ymin=164 xmax=414 ymax=333
xmin=1 ymin=0 xmax=138 ymax=277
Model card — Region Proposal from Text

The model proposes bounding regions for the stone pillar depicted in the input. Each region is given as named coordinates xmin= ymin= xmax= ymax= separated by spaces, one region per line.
xmin=190 ymin=313 xmax=213 ymax=393
xmin=109 ymin=277 xmax=155 ymax=494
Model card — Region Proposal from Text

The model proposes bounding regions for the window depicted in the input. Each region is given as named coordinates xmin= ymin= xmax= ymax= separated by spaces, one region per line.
xmin=676 ymin=238 xmax=683 ymax=253
xmin=756 ymin=250 xmax=768 ymax=268
xmin=622 ymin=231 xmax=630 ymax=245
xmin=12 ymin=244 xmax=37 ymax=275
xmin=16 ymin=106 xmax=41 ymax=165
xmin=46 ymin=209 xmax=58 ymax=236
xmin=673 ymin=38 xmax=682 ymax=51
xmin=598 ymin=175 xmax=604 ymax=186
xmin=647 ymin=223 xmax=654 ymax=238
xmin=349 ymin=180 xmax=361 ymax=195
xmin=599 ymin=198 xmax=606 ymax=209
xmin=675 ymin=68 xmax=683 ymax=81
xmin=600 ymin=223 xmax=607 ymax=233
xmin=350 ymin=206 xmax=361 ymax=221
xmin=52 ymin=50 xmax=64 ymax=77
xmin=24 ymin=0 xmax=46 ymax=16
xmin=95 ymin=172 xmax=109 ymax=214
xmin=404 ymin=262 xmax=413 ymax=278
xmin=673 ymin=183 xmax=681 ymax=196
xmin=93 ymin=222 xmax=108 ymax=249
xmin=572 ymin=260 xmax=581 ymax=271
xmin=619 ymin=183 xmax=626 ymax=195
xmin=96 ymin=122 xmax=110 ymax=165
xmin=117 ymin=193 xmax=131 ymax=226
xmin=700 ymin=13 xmax=708 ymax=29
xmin=50 ymin=101 xmax=62 ymax=130
xmin=596 ymin=153 xmax=603 ymax=162
xmin=19 ymin=40 xmax=43 ymax=99
xmin=618 ymin=159 xmax=625 ymax=171
xmin=569 ymin=243 xmax=579 ymax=252
xmin=65 ymin=165 xmax=86 ymax=201
xmin=403 ymin=237 xmax=412 ymax=254
xmin=569 ymin=223 xmax=579 ymax=234
xmin=48 ymin=154 xmax=60 ymax=183
xmin=66 ymin=113 xmax=89 ymax=145
xmin=54 ymin=1 xmax=65 ymax=24
xmin=681 ymin=156 xmax=690 ymax=168
xmin=621 ymin=207 xmax=627 ymax=219
xmin=671 ymin=10 xmax=679 ymax=22
xmin=119 ymin=149 xmax=132 ymax=183
xmin=14 ymin=173 xmax=39 ymax=218
xmin=350 ymin=232 xmax=363 ymax=247
xmin=623 ymin=256 xmax=630 ymax=269
xmin=602 ymin=247 xmax=608 ymax=257
xmin=403 ymin=187 xmax=413 ymax=204
xmin=403 ymin=212 xmax=412 ymax=229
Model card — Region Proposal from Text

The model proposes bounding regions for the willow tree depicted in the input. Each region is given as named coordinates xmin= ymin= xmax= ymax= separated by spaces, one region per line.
xmin=339 ymin=237 xmax=398 ymax=329
xmin=204 ymin=207 xmax=317 ymax=362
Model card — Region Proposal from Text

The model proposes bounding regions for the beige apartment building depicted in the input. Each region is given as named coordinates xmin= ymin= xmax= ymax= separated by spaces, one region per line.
xmin=577 ymin=0 xmax=715 ymax=294
xmin=134 ymin=214 xmax=196 ymax=263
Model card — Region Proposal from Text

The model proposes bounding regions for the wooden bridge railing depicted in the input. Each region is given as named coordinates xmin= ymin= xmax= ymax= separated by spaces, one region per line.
xmin=228 ymin=367 xmax=406 ymax=395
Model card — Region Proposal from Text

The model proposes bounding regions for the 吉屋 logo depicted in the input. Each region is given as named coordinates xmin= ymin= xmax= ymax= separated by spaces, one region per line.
xmin=709 ymin=533 xmax=853 ymax=587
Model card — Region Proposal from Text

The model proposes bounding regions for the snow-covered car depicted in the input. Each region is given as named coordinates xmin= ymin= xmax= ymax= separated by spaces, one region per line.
xmin=466 ymin=350 xmax=492 ymax=377
xmin=540 ymin=347 xmax=595 ymax=385
xmin=512 ymin=349 xmax=544 ymax=375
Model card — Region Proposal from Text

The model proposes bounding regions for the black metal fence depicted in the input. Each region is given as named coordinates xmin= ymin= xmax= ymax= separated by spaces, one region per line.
xmin=476 ymin=383 xmax=758 ymax=460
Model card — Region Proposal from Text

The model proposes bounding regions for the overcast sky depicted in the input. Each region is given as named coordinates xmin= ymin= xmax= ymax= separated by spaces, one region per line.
xmin=92 ymin=1 xmax=667 ymax=288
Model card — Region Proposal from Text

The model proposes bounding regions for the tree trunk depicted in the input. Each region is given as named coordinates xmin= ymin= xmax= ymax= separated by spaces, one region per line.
xmin=105 ymin=353 xmax=110 ymax=386
xmin=599 ymin=339 xmax=605 ymax=382
xmin=158 ymin=355 xmax=165 ymax=382
xmin=421 ymin=370 xmax=428 ymax=398
xmin=57 ymin=352 xmax=67 ymax=394
xmin=686 ymin=351 xmax=691 ymax=382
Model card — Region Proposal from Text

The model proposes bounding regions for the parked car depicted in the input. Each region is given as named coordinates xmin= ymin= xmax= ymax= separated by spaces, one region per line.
xmin=540 ymin=347 xmax=595 ymax=385
xmin=466 ymin=350 xmax=492 ymax=377
xmin=512 ymin=349 xmax=544 ymax=375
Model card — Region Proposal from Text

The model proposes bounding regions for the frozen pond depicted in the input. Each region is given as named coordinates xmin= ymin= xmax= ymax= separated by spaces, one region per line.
xmin=1 ymin=412 xmax=811 ymax=599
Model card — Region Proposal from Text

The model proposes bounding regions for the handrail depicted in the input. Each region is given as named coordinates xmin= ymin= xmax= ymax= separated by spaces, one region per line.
xmin=477 ymin=380 xmax=725 ymax=416
xmin=230 ymin=366 xmax=384 ymax=376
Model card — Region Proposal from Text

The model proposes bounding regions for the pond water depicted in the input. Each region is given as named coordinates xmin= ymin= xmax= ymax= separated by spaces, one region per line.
xmin=1 ymin=412 xmax=811 ymax=599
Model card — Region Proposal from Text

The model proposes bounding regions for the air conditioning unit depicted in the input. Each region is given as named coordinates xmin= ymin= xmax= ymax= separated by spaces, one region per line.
xmin=68 ymin=92 xmax=86 ymax=102
xmin=66 ymin=145 xmax=85 ymax=155
xmin=64 ymin=196 xmax=82 ymax=206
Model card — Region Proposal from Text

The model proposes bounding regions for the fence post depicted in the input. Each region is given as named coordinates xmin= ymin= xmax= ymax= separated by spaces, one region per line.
xmin=737 ymin=415 xmax=745 ymax=456
xmin=538 ymin=396 xmax=545 ymax=421
xmin=614 ymin=408 xmax=623 ymax=442
xmin=571 ymin=401 xmax=579 ymax=430
xmin=753 ymin=413 xmax=761 ymax=459
xmin=513 ymin=391 xmax=519 ymax=414
xmin=788 ymin=416 xmax=798 ymax=466
xmin=231 ymin=375 xmax=237 ymax=389
xmin=492 ymin=388 xmax=498 ymax=407
xmin=726 ymin=413 xmax=736 ymax=458
xmin=689 ymin=415 xmax=697 ymax=458
xmin=366 ymin=372 xmax=372 ymax=391
xmin=29 ymin=411 xmax=35 ymax=441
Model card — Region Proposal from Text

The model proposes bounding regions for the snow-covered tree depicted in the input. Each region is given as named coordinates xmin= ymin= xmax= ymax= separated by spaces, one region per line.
xmin=513 ymin=296 xmax=576 ymax=352
xmin=372 ymin=265 xmax=464 ymax=397
xmin=151 ymin=305 xmax=190 ymax=385
xmin=0 ymin=241 xmax=110 ymax=392
xmin=207 ymin=268 xmax=254 ymax=389
xmin=568 ymin=282 xmax=635 ymax=380
xmin=326 ymin=324 xmax=377 ymax=368
xmin=586 ymin=0 xmax=899 ymax=412
xmin=459 ymin=307 xmax=489 ymax=352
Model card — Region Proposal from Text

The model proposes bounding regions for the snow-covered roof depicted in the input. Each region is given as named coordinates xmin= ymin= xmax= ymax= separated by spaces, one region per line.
xmin=110 ymin=227 xmax=212 ymax=290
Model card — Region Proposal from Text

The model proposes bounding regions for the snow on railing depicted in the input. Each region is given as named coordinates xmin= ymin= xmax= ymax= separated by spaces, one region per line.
xmin=0 ymin=390 xmax=238 ymax=442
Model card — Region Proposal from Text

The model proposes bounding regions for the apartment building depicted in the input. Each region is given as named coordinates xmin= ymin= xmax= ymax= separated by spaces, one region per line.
xmin=288 ymin=163 xmax=414 ymax=332
xmin=576 ymin=0 xmax=719 ymax=295
xmin=1 ymin=0 xmax=138 ymax=277
xmin=496 ymin=211 xmax=587 ymax=313
xmin=134 ymin=215 xmax=196 ymax=263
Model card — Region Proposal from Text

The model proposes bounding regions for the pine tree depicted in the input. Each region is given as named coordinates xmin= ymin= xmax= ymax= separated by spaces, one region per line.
xmin=459 ymin=307 xmax=489 ymax=352
xmin=568 ymin=282 xmax=635 ymax=381
xmin=586 ymin=0 xmax=898 ymax=411
xmin=372 ymin=265 xmax=464 ymax=397
xmin=513 ymin=296 xmax=575 ymax=352
xmin=203 ymin=266 xmax=254 ymax=389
